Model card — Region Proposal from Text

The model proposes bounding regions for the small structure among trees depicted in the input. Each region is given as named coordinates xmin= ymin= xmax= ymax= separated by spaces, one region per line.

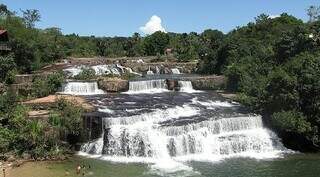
xmin=0 ymin=29 xmax=10 ymax=53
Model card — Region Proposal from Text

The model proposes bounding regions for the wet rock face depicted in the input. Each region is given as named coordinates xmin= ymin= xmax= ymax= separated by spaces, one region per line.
xmin=98 ymin=78 xmax=129 ymax=92
xmin=166 ymin=79 xmax=179 ymax=91
xmin=14 ymin=73 xmax=52 ymax=84
xmin=191 ymin=76 xmax=226 ymax=90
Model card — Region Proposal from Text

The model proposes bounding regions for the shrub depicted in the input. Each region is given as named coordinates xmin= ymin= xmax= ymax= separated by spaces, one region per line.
xmin=271 ymin=110 xmax=312 ymax=134
xmin=47 ymin=71 xmax=65 ymax=93
xmin=4 ymin=69 xmax=18 ymax=84
xmin=74 ymin=67 xmax=96 ymax=80
xmin=31 ymin=72 xmax=65 ymax=97
xmin=49 ymin=98 xmax=84 ymax=145
xmin=0 ymin=55 xmax=16 ymax=82
xmin=31 ymin=78 xmax=50 ymax=97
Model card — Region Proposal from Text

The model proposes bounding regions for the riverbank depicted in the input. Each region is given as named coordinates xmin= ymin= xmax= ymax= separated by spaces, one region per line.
xmin=3 ymin=153 xmax=320 ymax=177
xmin=2 ymin=155 xmax=146 ymax=177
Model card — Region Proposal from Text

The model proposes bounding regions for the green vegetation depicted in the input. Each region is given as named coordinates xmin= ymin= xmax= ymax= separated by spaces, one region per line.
xmin=196 ymin=11 xmax=320 ymax=150
xmin=0 ymin=91 xmax=83 ymax=159
xmin=31 ymin=72 xmax=65 ymax=98
xmin=49 ymin=98 xmax=84 ymax=147
xmin=73 ymin=68 xmax=96 ymax=80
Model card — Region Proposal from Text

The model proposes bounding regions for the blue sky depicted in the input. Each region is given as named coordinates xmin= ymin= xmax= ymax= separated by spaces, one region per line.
xmin=0 ymin=0 xmax=319 ymax=37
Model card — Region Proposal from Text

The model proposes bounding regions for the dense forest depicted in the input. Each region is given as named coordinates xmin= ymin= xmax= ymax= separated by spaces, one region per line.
xmin=0 ymin=3 xmax=320 ymax=159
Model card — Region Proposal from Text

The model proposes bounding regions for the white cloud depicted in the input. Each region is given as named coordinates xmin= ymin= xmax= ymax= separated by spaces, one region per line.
xmin=140 ymin=15 xmax=166 ymax=35
xmin=269 ymin=14 xmax=280 ymax=19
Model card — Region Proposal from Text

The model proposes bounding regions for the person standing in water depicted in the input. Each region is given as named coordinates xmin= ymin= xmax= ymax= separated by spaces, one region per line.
xmin=2 ymin=168 xmax=5 ymax=177
xmin=76 ymin=164 xmax=81 ymax=175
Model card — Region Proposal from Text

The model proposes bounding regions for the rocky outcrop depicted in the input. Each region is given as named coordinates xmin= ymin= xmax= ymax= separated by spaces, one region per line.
xmin=28 ymin=110 xmax=50 ymax=121
xmin=166 ymin=79 xmax=179 ymax=91
xmin=14 ymin=72 xmax=52 ymax=84
xmin=98 ymin=78 xmax=129 ymax=92
xmin=190 ymin=75 xmax=226 ymax=90
xmin=166 ymin=75 xmax=226 ymax=91
xmin=23 ymin=95 xmax=95 ymax=112
xmin=9 ymin=83 xmax=32 ymax=96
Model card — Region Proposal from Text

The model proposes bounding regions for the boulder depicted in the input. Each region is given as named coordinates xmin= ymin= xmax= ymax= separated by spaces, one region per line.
xmin=98 ymin=78 xmax=129 ymax=92
xmin=166 ymin=79 xmax=179 ymax=91
xmin=7 ymin=154 xmax=16 ymax=162
xmin=22 ymin=152 xmax=31 ymax=160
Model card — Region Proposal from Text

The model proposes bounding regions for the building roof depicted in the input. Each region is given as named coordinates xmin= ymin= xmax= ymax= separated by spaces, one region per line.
xmin=0 ymin=30 xmax=7 ymax=35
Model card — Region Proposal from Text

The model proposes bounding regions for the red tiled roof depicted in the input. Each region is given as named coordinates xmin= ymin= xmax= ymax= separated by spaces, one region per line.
xmin=0 ymin=30 xmax=7 ymax=35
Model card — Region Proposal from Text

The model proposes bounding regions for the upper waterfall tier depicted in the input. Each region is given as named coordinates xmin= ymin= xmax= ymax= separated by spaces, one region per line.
xmin=59 ymin=81 xmax=104 ymax=95
xmin=125 ymin=79 xmax=168 ymax=94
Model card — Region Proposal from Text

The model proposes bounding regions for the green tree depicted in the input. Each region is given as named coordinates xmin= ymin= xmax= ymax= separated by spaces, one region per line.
xmin=21 ymin=9 xmax=40 ymax=28
xmin=307 ymin=5 xmax=320 ymax=22
xmin=272 ymin=111 xmax=312 ymax=135
xmin=143 ymin=31 xmax=169 ymax=56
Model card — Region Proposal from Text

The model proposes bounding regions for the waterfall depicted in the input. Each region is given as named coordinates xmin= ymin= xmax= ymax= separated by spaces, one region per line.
xmin=171 ymin=68 xmax=181 ymax=74
xmin=63 ymin=66 xmax=83 ymax=77
xmin=59 ymin=81 xmax=105 ymax=95
xmin=178 ymin=81 xmax=201 ymax=93
xmin=65 ymin=64 xmax=134 ymax=77
xmin=91 ymin=65 xmax=112 ymax=75
xmin=125 ymin=80 xmax=168 ymax=94
xmin=155 ymin=66 xmax=160 ymax=74
xmin=147 ymin=66 xmax=154 ymax=75
xmin=80 ymin=105 xmax=286 ymax=163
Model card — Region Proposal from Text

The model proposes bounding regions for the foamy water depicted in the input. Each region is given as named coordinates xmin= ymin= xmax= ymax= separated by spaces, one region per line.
xmin=59 ymin=82 xmax=105 ymax=95
xmin=125 ymin=80 xmax=169 ymax=94
xmin=79 ymin=83 xmax=289 ymax=175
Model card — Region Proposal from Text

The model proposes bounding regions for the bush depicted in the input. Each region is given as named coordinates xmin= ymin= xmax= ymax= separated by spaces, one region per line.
xmin=49 ymin=98 xmax=84 ymax=145
xmin=47 ymin=71 xmax=65 ymax=92
xmin=4 ymin=69 xmax=18 ymax=84
xmin=74 ymin=67 xmax=96 ymax=80
xmin=0 ymin=92 xmax=69 ymax=158
xmin=271 ymin=110 xmax=312 ymax=134
xmin=31 ymin=72 xmax=65 ymax=97
xmin=0 ymin=55 xmax=16 ymax=82
xmin=0 ymin=128 xmax=12 ymax=154
xmin=31 ymin=78 xmax=50 ymax=97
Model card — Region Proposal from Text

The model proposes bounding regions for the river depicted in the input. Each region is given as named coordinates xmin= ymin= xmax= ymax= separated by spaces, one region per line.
xmin=22 ymin=79 xmax=318 ymax=177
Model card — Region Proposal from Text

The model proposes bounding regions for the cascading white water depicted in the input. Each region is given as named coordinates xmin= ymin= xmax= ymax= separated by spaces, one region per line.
xmin=171 ymin=68 xmax=181 ymax=74
xmin=178 ymin=81 xmax=201 ymax=93
xmin=125 ymin=80 xmax=168 ymax=94
xmin=64 ymin=64 xmax=140 ymax=77
xmin=80 ymin=104 xmax=286 ymax=162
xmin=91 ymin=65 xmax=112 ymax=75
xmin=147 ymin=66 xmax=154 ymax=75
xmin=155 ymin=66 xmax=160 ymax=74
xmin=59 ymin=82 xmax=104 ymax=95
xmin=63 ymin=66 xmax=84 ymax=77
